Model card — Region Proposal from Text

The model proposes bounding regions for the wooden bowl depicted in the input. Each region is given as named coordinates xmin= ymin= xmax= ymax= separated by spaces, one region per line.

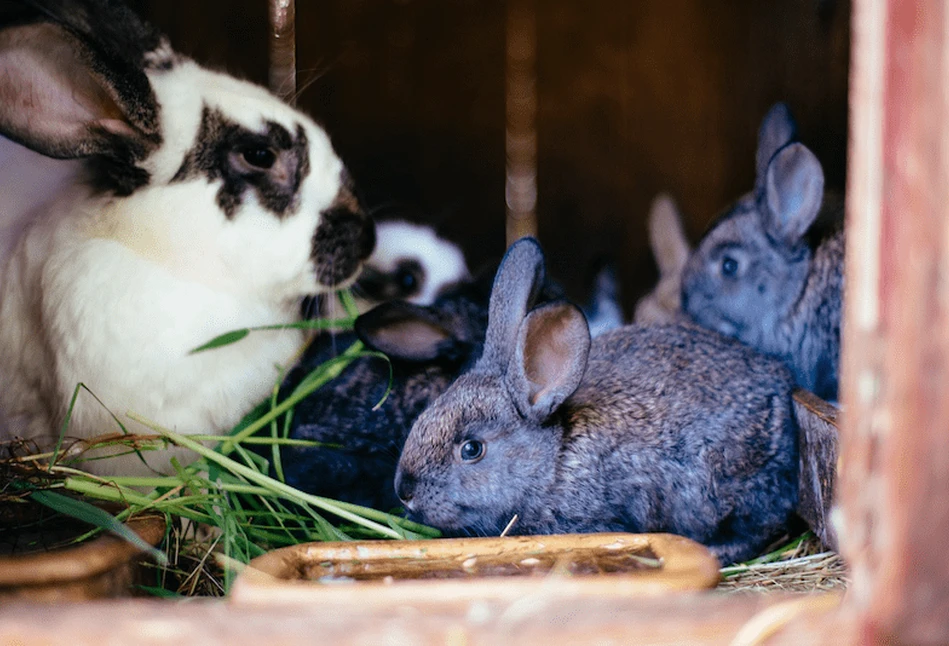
xmin=230 ymin=532 xmax=721 ymax=606
xmin=0 ymin=513 xmax=166 ymax=602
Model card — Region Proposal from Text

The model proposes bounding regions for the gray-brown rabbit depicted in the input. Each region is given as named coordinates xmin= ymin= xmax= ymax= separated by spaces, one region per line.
xmin=395 ymin=237 xmax=800 ymax=565
xmin=680 ymin=103 xmax=844 ymax=400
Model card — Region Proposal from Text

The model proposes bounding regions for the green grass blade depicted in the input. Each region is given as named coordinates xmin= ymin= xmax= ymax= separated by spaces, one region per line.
xmin=31 ymin=490 xmax=167 ymax=565
xmin=189 ymin=318 xmax=358 ymax=355
xmin=338 ymin=289 xmax=360 ymax=318
xmin=190 ymin=329 xmax=250 ymax=354
xmin=127 ymin=413 xmax=434 ymax=539
xmin=219 ymin=341 xmax=367 ymax=453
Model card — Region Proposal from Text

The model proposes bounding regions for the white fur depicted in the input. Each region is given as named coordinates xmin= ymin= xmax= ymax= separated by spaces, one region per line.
xmin=365 ymin=220 xmax=469 ymax=306
xmin=0 ymin=57 xmax=353 ymax=475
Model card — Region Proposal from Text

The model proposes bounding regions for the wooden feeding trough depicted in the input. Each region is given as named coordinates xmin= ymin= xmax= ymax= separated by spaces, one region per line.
xmin=230 ymin=533 xmax=721 ymax=607
xmin=0 ymin=512 xmax=166 ymax=602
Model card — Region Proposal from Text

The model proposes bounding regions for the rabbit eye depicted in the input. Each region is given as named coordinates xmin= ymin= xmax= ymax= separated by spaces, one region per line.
xmin=459 ymin=440 xmax=484 ymax=462
xmin=721 ymin=256 xmax=739 ymax=277
xmin=396 ymin=267 xmax=418 ymax=293
xmin=241 ymin=146 xmax=276 ymax=170
xmin=392 ymin=260 xmax=424 ymax=297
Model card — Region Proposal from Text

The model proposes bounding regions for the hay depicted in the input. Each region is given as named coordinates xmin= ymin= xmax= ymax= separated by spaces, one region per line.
xmin=717 ymin=534 xmax=847 ymax=594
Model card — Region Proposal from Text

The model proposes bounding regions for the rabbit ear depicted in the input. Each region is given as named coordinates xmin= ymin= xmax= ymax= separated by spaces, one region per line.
xmin=507 ymin=302 xmax=590 ymax=423
xmin=0 ymin=19 xmax=160 ymax=160
xmin=648 ymin=193 xmax=690 ymax=278
xmin=755 ymin=103 xmax=797 ymax=187
xmin=762 ymin=143 xmax=825 ymax=246
xmin=355 ymin=301 xmax=468 ymax=362
xmin=475 ymin=237 xmax=546 ymax=374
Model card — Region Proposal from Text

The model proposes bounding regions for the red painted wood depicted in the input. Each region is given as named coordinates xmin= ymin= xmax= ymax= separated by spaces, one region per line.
xmin=842 ymin=1 xmax=949 ymax=643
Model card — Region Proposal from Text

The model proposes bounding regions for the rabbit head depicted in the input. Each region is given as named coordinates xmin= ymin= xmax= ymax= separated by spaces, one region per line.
xmin=680 ymin=103 xmax=825 ymax=348
xmin=0 ymin=1 xmax=374 ymax=471
xmin=633 ymin=193 xmax=691 ymax=324
xmin=0 ymin=1 xmax=374 ymax=298
xmin=278 ymin=255 xmax=568 ymax=510
xmin=353 ymin=220 xmax=470 ymax=310
xmin=394 ymin=238 xmax=591 ymax=534
xmin=276 ymin=272 xmax=495 ymax=509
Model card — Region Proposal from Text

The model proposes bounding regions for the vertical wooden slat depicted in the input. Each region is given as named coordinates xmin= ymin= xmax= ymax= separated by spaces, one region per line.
xmin=268 ymin=0 xmax=296 ymax=103
xmin=505 ymin=0 xmax=538 ymax=245
xmin=841 ymin=0 xmax=949 ymax=643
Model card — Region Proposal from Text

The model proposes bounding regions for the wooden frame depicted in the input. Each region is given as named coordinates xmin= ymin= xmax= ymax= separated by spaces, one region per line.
xmin=0 ymin=0 xmax=945 ymax=642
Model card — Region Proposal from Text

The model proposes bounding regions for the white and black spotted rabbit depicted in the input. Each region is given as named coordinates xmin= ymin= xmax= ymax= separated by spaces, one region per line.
xmin=395 ymin=237 xmax=799 ymax=565
xmin=0 ymin=0 xmax=374 ymax=474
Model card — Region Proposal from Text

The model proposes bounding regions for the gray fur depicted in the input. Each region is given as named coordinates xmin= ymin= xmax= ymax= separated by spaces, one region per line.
xmin=582 ymin=261 xmax=626 ymax=337
xmin=395 ymin=238 xmax=799 ymax=565
xmin=275 ymin=265 xmax=564 ymax=510
xmin=681 ymin=103 xmax=844 ymax=400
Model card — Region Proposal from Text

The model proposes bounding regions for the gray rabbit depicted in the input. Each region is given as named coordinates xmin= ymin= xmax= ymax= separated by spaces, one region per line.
xmin=680 ymin=103 xmax=844 ymax=401
xmin=395 ymin=237 xmax=799 ymax=565
xmin=275 ymin=266 xmax=563 ymax=510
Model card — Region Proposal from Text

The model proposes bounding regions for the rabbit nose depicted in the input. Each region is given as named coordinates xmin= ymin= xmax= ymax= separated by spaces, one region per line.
xmin=312 ymin=205 xmax=376 ymax=288
xmin=395 ymin=471 xmax=417 ymax=508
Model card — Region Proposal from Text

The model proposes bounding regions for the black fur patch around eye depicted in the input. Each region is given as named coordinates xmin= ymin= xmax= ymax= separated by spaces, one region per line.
xmin=172 ymin=106 xmax=311 ymax=218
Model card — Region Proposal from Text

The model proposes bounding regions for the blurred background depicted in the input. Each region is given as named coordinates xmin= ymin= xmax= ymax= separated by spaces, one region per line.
xmin=132 ymin=0 xmax=850 ymax=313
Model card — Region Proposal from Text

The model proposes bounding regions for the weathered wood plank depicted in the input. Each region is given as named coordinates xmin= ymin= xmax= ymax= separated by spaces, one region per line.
xmin=840 ymin=0 xmax=949 ymax=643
xmin=0 ymin=594 xmax=846 ymax=645
xmin=793 ymin=390 xmax=840 ymax=551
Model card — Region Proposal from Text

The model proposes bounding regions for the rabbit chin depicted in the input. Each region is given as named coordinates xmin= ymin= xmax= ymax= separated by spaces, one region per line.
xmin=407 ymin=503 xmax=512 ymax=537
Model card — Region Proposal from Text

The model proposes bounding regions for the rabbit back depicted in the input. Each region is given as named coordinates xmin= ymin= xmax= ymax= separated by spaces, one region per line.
xmin=553 ymin=323 xmax=799 ymax=563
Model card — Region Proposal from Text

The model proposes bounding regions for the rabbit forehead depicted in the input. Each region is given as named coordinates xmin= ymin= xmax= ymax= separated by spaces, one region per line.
xmin=405 ymin=376 xmax=510 ymax=452
xmin=145 ymin=62 xmax=341 ymax=210
xmin=695 ymin=198 xmax=769 ymax=255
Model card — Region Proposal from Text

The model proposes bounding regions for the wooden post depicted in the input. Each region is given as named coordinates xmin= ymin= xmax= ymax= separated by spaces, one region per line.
xmin=268 ymin=0 xmax=296 ymax=104
xmin=840 ymin=0 xmax=949 ymax=642
xmin=505 ymin=0 xmax=538 ymax=245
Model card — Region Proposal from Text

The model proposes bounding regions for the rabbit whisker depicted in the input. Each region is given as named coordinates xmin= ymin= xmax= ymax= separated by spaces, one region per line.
xmin=290 ymin=58 xmax=342 ymax=103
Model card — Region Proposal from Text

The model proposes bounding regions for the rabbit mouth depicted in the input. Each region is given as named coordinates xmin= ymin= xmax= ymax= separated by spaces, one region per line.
xmin=685 ymin=304 xmax=742 ymax=337
xmin=405 ymin=503 xmax=508 ymax=537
